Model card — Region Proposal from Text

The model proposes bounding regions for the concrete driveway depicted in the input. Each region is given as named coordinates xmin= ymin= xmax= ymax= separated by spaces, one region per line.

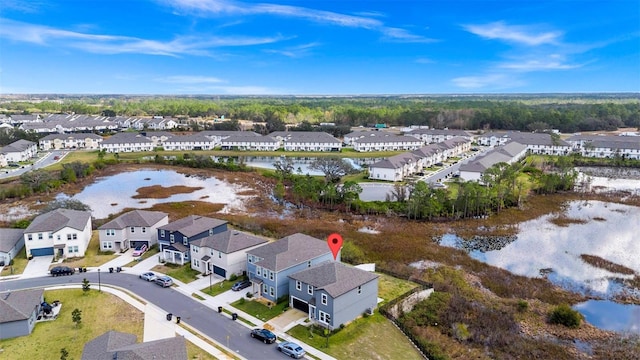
xmin=22 ymin=255 xmax=55 ymax=278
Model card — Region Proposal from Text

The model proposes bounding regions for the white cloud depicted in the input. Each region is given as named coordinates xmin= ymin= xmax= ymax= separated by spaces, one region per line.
xmin=156 ymin=75 xmax=226 ymax=84
xmin=264 ymin=42 xmax=320 ymax=58
xmin=451 ymin=73 xmax=522 ymax=89
xmin=161 ymin=0 xmax=434 ymax=43
xmin=463 ymin=21 xmax=562 ymax=46
xmin=498 ymin=54 xmax=582 ymax=71
xmin=0 ymin=18 xmax=285 ymax=57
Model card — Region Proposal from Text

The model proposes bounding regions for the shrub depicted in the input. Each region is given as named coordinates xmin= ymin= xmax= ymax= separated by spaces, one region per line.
xmin=516 ymin=300 xmax=529 ymax=312
xmin=229 ymin=273 xmax=238 ymax=282
xmin=246 ymin=291 xmax=253 ymax=298
xmin=549 ymin=304 xmax=581 ymax=328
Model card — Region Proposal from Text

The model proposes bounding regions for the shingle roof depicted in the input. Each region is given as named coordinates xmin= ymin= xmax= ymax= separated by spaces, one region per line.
xmin=101 ymin=132 xmax=153 ymax=144
xmin=0 ymin=289 xmax=44 ymax=323
xmin=459 ymin=141 xmax=527 ymax=173
xmin=288 ymin=261 xmax=378 ymax=298
xmin=99 ymin=210 xmax=167 ymax=230
xmin=81 ymin=330 xmax=187 ymax=360
xmin=158 ymin=215 xmax=227 ymax=237
xmin=25 ymin=209 xmax=91 ymax=233
xmin=191 ymin=229 xmax=268 ymax=254
xmin=1 ymin=139 xmax=36 ymax=153
xmin=248 ymin=233 xmax=331 ymax=272
xmin=0 ymin=228 xmax=24 ymax=253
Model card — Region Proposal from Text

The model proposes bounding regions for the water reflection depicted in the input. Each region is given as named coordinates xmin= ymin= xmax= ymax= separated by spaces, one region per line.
xmin=67 ymin=169 xmax=251 ymax=219
xmin=573 ymin=300 xmax=640 ymax=334
xmin=214 ymin=156 xmax=377 ymax=176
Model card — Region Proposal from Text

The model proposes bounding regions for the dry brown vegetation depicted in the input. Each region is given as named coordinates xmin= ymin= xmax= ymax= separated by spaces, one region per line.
xmin=580 ymin=254 xmax=636 ymax=275
xmin=132 ymin=185 xmax=204 ymax=199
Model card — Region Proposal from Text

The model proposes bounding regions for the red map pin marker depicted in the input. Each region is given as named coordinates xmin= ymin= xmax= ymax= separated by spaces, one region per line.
xmin=327 ymin=233 xmax=343 ymax=260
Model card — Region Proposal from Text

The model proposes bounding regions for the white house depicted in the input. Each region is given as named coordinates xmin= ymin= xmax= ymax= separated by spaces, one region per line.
xmin=405 ymin=128 xmax=472 ymax=144
xmin=0 ymin=228 xmax=24 ymax=266
xmin=98 ymin=210 xmax=168 ymax=253
xmin=190 ymin=229 xmax=269 ymax=279
xmin=1 ymin=139 xmax=38 ymax=163
xmin=219 ymin=134 xmax=281 ymax=151
xmin=39 ymin=133 xmax=104 ymax=150
xmin=24 ymin=209 xmax=92 ymax=258
xmin=458 ymin=141 xmax=528 ymax=182
xmin=269 ymin=131 xmax=342 ymax=152
xmin=162 ymin=134 xmax=214 ymax=151
xmin=99 ymin=132 xmax=154 ymax=153
xmin=352 ymin=134 xmax=423 ymax=152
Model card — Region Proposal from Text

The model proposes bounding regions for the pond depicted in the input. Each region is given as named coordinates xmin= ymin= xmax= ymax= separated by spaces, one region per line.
xmin=219 ymin=156 xmax=377 ymax=176
xmin=573 ymin=300 xmax=640 ymax=334
xmin=65 ymin=169 xmax=253 ymax=219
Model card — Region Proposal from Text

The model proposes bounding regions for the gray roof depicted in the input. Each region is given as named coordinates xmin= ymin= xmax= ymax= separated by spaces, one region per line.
xmin=40 ymin=133 xmax=104 ymax=141
xmin=158 ymin=215 xmax=227 ymax=237
xmin=406 ymin=128 xmax=470 ymax=136
xmin=99 ymin=210 xmax=168 ymax=230
xmin=248 ymin=233 xmax=331 ymax=272
xmin=371 ymin=152 xmax=421 ymax=170
xmin=25 ymin=209 xmax=91 ymax=233
xmin=191 ymin=229 xmax=268 ymax=254
xmin=0 ymin=289 xmax=44 ymax=323
xmin=288 ymin=261 xmax=378 ymax=298
xmin=1 ymin=139 xmax=36 ymax=153
xmin=460 ymin=141 xmax=527 ymax=173
xmin=81 ymin=331 xmax=187 ymax=360
xmin=269 ymin=131 xmax=341 ymax=143
xmin=102 ymin=132 xmax=153 ymax=145
xmin=0 ymin=228 xmax=24 ymax=253
xmin=353 ymin=135 xmax=422 ymax=145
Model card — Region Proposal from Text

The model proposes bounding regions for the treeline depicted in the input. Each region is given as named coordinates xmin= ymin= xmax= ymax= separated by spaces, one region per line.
xmin=3 ymin=96 xmax=639 ymax=133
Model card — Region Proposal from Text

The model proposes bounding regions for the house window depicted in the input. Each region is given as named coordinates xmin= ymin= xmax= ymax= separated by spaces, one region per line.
xmin=49 ymin=233 xmax=53 ymax=239
xmin=307 ymin=261 xmax=311 ymax=267
xmin=183 ymin=236 xmax=188 ymax=245
xmin=193 ymin=259 xmax=199 ymax=267
xmin=192 ymin=246 xmax=198 ymax=253
xmin=269 ymin=271 xmax=274 ymax=281
xmin=358 ymin=286 xmax=362 ymax=294
xmin=170 ymin=234 xmax=175 ymax=243
xmin=160 ymin=230 xmax=165 ymax=237
xmin=106 ymin=229 xmax=115 ymax=236
xmin=321 ymin=293 xmax=327 ymax=305
xmin=130 ymin=227 xmax=135 ymax=233
xmin=28 ymin=234 xmax=33 ymax=241
xmin=38 ymin=233 xmax=43 ymax=240
xmin=210 ymin=249 xmax=214 ymax=256
xmin=72 ymin=234 xmax=77 ymax=240
xmin=57 ymin=235 xmax=61 ymax=240
xmin=142 ymin=227 xmax=146 ymax=233
xmin=256 ymin=266 xmax=261 ymax=276
xmin=248 ymin=255 xmax=253 ymax=263
xmin=218 ymin=251 xmax=222 ymax=259
xmin=263 ymin=284 xmax=268 ymax=294
xmin=67 ymin=234 xmax=72 ymax=240
xmin=209 ymin=229 xmax=213 ymax=236
xmin=103 ymin=242 xmax=112 ymax=249
xmin=270 ymin=286 xmax=275 ymax=297
xmin=308 ymin=285 xmax=313 ymax=295
xmin=319 ymin=311 xmax=331 ymax=324
xmin=296 ymin=280 xmax=301 ymax=291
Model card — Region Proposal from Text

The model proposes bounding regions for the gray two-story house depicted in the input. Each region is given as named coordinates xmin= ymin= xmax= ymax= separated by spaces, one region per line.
xmin=157 ymin=215 xmax=227 ymax=265
xmin=288 ymin=261 xmax=379 ymax=330
xmin=246 ymin=233 xmax=334 ymax=303
xmin=98 ymin=210 xmax=168 ymax=253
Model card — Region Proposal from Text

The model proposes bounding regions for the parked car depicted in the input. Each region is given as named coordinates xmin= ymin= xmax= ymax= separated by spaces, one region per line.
xmin=50 ymin=266 xmax=75 ymax=276
xmin=139 ymin=272 xmax=157 ymax=282
xmin=154 ymin=275 xmax=173 ymax=287
xmin=231 ymin=280 xmax=251 ymax=291
xmin=132 ymin=244 xmax=148 ymax=257
xmin=277 ymin=342 xmax=305 ymax=359
xmin=250 ymin=328 xmax=276 ymax=344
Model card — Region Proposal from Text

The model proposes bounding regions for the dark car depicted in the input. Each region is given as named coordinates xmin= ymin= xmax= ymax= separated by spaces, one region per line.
xmin=50 ymin=266 xmax=75 ymax=276
xmin=250 ymin=328 xmax=276 ymax=344
xmin=231 ymin=280 xmax=251 ymax=291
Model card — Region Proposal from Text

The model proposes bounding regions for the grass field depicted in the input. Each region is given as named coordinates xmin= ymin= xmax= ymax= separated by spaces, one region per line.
xmin=56 ymin=231 xmax=118 ymax=269
xmin=151 ymin=263 xmax=201 ymax=283
xmin=201 ymin=275 xmax=247 ymax=297
xmin=287 ymin=313 xmax=423 ymax=360
xmin=377 ymin=272 xmax=419 ymax=303
xmin=231 ymin=298 xmax=289 ymax=322
xmin=0 ymin=247 xmax=27 ymax=276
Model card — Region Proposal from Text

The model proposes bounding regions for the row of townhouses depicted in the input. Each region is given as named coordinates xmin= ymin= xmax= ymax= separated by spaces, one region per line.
xmin=368 ymin=137 xmax=472 ymax=182
xmin=9 ymin=209 xmax=377 ymax=330
xmin=3 ymin=114 xmax=180 ymax=133
xmin=0 ymin=139 xmax=38 ymax=167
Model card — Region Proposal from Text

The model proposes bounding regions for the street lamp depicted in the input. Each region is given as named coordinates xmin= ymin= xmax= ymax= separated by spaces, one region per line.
xmin=209 ymin=266 xmax=212 ymax=292
xmin=98 ymin=268 xmax=101 ymax=292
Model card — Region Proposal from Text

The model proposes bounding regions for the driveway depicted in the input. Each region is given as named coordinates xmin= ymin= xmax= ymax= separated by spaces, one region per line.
xmin=22 ymin=255 xmax=55 ymax=278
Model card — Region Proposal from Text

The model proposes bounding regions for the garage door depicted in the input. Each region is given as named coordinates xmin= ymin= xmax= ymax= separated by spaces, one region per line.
xmin=292 ymin=297 xmax=309 ymax=313
xmin=130 ymin=240 xmax=148 ymax=248
xmin=213 ymin=266 xmax=226 ymax=278
xmin=31 ymin=247 xmax=54 ymax=256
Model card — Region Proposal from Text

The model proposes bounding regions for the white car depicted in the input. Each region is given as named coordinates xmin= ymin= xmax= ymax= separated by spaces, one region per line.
xmin=139 ymin=272 xmax=157 ymax=281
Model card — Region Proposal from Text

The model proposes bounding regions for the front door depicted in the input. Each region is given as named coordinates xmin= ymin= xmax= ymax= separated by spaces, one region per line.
xmin=57 ymin=248 xmax=64 ymax=258
xmin=309 ymin=305 xmax=316 ymax=320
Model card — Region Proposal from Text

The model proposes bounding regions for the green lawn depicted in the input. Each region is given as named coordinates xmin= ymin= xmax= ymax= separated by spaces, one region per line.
xmin=0 ymin=289 xmax=144 ymax=360
xmin=58 ymin=231 xmax=118 ymax=269
xmin=123 ymin=245 xmax=160 ymax=267
xmin=377 ymin=272 xmax=419 ymax=304
xmin=0 ymin=246 xmax=27 ymax=277
xmin=201 ymin=275 xmax=247 ymax=297
xmin=230 ymin=298 xmax=289 ymax=322
xmin=151 ymin=263 xmax=201 ymax=283
xmin=287 ymin=313 xmax=423 ymax=360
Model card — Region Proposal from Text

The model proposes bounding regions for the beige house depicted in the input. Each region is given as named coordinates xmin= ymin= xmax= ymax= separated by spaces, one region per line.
xmin=98 ymin=210 xmax=168 ymax=252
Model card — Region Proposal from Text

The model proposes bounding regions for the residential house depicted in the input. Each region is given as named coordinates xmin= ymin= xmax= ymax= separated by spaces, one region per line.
xmin=288 ymin=261 xmax=379 ymax=330
xmin=0 ymin=228 xmax=25 ymax=266
xmin=220 ymin=134 xmax=280 ymax=151
xmin=190 ymin=229 xmax=268 ymax=279
xmin=566 ymin=134 xmax=640 ymax=160
xmin=0 ymin=289 xmax=44 ymax=339
xmin=246 ymin=233 xmax=334 ymax=303
xmin=162 ymin=133 xmax=214 ymax=151
xmin=476 ymin=132 xmax=571 ymax=156
xmin=1 ymin=139 xmax=38 ymax=163
xmin=352 ymin=134 xmax=423 ymax=152
xmin=157 ymin=216 xmax=228 ymax=265
xmin=82 ymin=330 xmax=187 ymax=360
xmin=405 ymin=128 xmax=472 ymax=144
xmin=8 ymin=114 xmax=40 ymax=125
xmin=98 ymin=210 xmax=168 ymax=253
xmin=99 ymin=132 xmax=154 ymax=153
xmin=458 ymin=141 xmax=528 ymax=182
xmin=269 ymin=131 xmax=342 ymax=152
xmin=39 ymin=133 xmax=104 ymax=150
xmin=24 ymin=209 xmax=92 ymax=258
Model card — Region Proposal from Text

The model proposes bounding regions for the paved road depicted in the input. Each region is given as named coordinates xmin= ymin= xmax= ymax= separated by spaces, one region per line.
xmin=0 ymin=273 xmax=287 ymax=360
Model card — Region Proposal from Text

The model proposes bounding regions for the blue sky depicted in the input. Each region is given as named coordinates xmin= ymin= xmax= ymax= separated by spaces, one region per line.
xmin=1 ymin=0 xmax=639 ymax=95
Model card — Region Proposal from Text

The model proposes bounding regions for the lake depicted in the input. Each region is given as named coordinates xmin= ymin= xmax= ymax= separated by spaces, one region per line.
xmin=66 ymin=169 xmax=253 ymax=219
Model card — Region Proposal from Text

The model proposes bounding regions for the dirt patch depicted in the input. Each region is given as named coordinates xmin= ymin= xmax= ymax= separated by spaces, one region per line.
xmin=132 ymin=185 xmax=204 ymax=199
xmin=549 ymin=216 xmax=588 ymax=227
xmin=580 ymin=254 xmax=636 ymax=275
